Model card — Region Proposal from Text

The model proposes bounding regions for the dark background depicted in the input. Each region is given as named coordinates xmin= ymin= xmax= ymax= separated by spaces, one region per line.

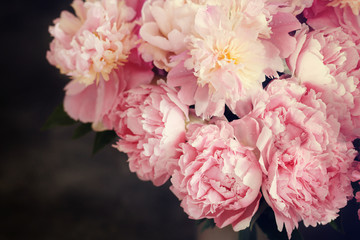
xmin=0 ymin=1 xmax=359 ymax=240
xmin=0 ymin=1 xmax=196 ymax=239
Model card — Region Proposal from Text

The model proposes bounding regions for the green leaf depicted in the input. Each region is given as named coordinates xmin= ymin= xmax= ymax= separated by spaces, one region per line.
xmin=238 ymin=227 xmax=257 ymax=240
xmin=42 ymin=104 xmax=76 ymax=130
xmin=198 ymin=219 xmax=216 ymax=232
xmin=329 ymin=216 xmax=345 ymax=234
xmin=72 ymin=123 xmax=92 ymax=139
xmin=92 ymin=130 xmax=117 ymax=154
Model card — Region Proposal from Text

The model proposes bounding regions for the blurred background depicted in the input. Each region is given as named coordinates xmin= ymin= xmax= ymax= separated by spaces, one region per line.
xmin=0 ymin=1 xmax=359 ymax=239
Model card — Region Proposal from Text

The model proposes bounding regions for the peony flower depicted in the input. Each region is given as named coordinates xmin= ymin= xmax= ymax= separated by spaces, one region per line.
xmin=64 ymin=50 xmax=154 ymax=129
xmin=47 ymin=0 xmax=141 ymax=85
xmin=140 ymin=0 xmax=301 ymax=119
xmin=286 ymin=25 xmax=360 ymax=140
xmin=183 ymin=4 xmax=267 ymax=117
xmin=250 ymin=79 xmax=357 ymax=238
xmin=170 ymin=119 xmax=262 ymax=231
xmin=109 ymin=81 xmax=189 ymax=186
xmin=47 ymin=0 xmax=154 ymax=128
xmin=166 ymin=0 xmax=301 ymax=119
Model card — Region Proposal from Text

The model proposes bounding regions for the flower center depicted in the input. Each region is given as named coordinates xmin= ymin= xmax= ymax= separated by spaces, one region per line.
xmin=215 ymin=39 xmax=243 ymax=66
xmin=90 ymin=31 xmax=130 ymax=83
xmin=217 ymin=46 xmax=241 ymax=65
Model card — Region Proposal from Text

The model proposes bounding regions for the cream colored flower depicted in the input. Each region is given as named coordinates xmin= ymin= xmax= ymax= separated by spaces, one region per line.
xmin=184 ymin=3 xmax=267 ymax=106
xmin=47 ymin=0 xmax=138 ymax=85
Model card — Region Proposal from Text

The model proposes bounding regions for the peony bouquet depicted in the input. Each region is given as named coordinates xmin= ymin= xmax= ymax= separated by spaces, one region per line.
xmin=46 ymin=0 xmax=360 ymax=239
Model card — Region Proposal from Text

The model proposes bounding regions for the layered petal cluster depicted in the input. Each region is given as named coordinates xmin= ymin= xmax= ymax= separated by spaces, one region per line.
xmin=181 ymin=4 xmax=267 ymax=118
xmin=142 ymin=0 xmax=301 ymax=119
xmin=251 ymin=79 xmax=357 ymax=237
xmin=171 ymin=119 xmax=262 ymax=231
xmin=109 ymin=81 xmax=189 ymax=186
xmin=48 ymin=0 xmax=154 ymax=128
xmin=47 ymin=0 xmax=140 ymax=85
xmin=64 ymin=50 xmax=154 ymax=129
xmin=287 ymin=26 xmax=360 ymax=140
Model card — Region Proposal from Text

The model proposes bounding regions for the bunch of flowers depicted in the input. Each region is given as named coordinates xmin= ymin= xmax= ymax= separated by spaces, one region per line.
xmin=46 ymin=0 xmax=360 ymax=239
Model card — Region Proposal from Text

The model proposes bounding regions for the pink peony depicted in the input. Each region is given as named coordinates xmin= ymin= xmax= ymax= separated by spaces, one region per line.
xmin=250 ymin=79 xmax=357 ymax=237
xmin=165 ymin=0 xmax=300 ymax=119
xmin=141 ymin=0 xmax=300 ymax=119
xmin=182 ymin=4 xmax=267 ymax=118
xmin=170 ymin=119 xmax=262 ymax=231
xmin=64 ymin=50 xmax=154 ymax=129
xmin=287 ymin=26 xmax=360 ymax=140
xmin=109 ymin=81 xmax=189 ymax=186
xmin=47 ymin=0 xmax=142 ymax=85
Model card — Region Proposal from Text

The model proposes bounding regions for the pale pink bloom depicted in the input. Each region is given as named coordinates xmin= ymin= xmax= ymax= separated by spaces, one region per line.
xmin=304 ymin=1 xmax=360 ymax=139
xmin=64 ymin=50 xmax=154 ymax=129
xmin=171 ymin=119 xmax=262 ymax=231
xmin=287 ymin=26 xmax=360 ymax=140
xmin=251 ymin=79 xmax=357 ymax=238
xmin=183 ymin=4 xmax=266 ymax=117
xmin=191 ymin=0 xmax=302 ymax=77
xmin=110 ymin=81 xmax=189 ymax=186
xmin=47 ymin=0 xmax=142 ymax=85
xmin=139 ymin=0 xmax=199 ymax=71
xmin=141 ymin=0 xmax=301 ymax=119
xmin=166 ymin=0 xmax=300 ymax=119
